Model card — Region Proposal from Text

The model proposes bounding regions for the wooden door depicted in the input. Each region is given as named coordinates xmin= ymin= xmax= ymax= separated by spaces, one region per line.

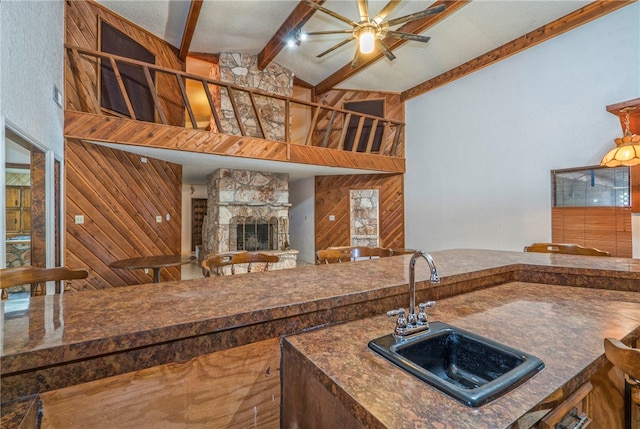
xmin=191 ymin=198 xmax=207 ymax=251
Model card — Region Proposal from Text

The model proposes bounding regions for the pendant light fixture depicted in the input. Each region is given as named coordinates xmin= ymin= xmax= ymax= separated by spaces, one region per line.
xmin=600 ymin=107 xmax=640 ymax=167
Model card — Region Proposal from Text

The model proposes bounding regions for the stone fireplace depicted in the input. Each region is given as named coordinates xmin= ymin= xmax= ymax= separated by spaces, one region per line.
xmin=201 ymin=168 xmax=297 ymax=270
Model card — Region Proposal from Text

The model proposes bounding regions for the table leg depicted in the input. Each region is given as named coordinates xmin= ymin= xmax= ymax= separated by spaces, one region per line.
xmin=153 ymin=268 xmax=161 ymax=283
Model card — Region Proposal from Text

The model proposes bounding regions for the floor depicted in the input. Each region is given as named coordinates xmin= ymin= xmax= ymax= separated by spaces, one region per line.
xmin=182 ymin=259 xmax=204 ymax=280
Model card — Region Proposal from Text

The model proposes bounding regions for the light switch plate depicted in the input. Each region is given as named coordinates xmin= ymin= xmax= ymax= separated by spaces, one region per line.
xmin=156 ymin=215 xmax=162 ymax=223
xmin=329 ymin=215 xmax=335 ymax=221
xmin=74 ymin=215 xmax=84 ymax=224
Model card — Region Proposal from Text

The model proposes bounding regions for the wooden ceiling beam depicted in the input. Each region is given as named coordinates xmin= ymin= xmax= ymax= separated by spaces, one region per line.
xmin=188 ymin=52 xmax=220 ymax=64
xmin=313 ymin=0 xmax=470 ymax=96
xmin=401 ymin=0 xmax=635 ymax=101
xmin=258 ymin=0 xmax=326 ymax=71
xmin=179 ymin=0 xmax=204 ymax=62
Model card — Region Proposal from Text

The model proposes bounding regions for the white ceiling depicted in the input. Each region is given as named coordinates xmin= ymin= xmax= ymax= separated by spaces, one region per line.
xmin=92 ymin=0 xmax=594 ymax=181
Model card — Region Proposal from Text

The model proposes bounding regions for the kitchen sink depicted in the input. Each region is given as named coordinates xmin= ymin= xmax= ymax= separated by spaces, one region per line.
xmin=368 ymin=322 xmax=545 ymax=407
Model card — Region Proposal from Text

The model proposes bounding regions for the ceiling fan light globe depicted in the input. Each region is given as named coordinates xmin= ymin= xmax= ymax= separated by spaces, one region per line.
xmin=359 ymin=30 xmax=375 ymax=54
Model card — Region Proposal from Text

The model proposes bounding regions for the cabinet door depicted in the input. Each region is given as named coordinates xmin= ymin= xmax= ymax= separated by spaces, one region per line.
xmin=22 ymin=209 xmax=31 ymax=233
xmin=22 ymin=187 xmax=31 ymax=208
xmin=6 ymin=187 xmax=22 ymax=208
xmin=6 ymin=208 xmax=22 ymax=233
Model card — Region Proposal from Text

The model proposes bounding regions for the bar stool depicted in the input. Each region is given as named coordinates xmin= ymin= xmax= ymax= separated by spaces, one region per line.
xmin=604 ymin=338 xmax=640 ymax=429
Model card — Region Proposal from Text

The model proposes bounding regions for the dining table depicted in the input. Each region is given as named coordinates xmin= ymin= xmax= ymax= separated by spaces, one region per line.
xmin=109 ymin=255 xmax=195 ymax=283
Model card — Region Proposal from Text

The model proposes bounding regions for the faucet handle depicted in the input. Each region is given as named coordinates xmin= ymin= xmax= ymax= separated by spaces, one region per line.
xmin=387 ymin=309 xmax=407 ymax=329
xmin=417 ymin=301 xmax=436 ymax=324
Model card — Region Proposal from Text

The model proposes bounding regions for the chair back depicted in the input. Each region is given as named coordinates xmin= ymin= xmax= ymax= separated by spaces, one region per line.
xmin=604 ymin=338 xmax=640 ymax=408
xmin=351 ymin=246 xmax=392 ymax=259
xmin=0 ymin=266 xmax=89 ymax=299
xmin=389 ymin=248 xmax=417 ymax=256
xmin=316 ymin=246 xmax=394 ymax=264
xmin=316 ymin=248 xmax=353 ymax=264
xmin=523 ymin=243 xmax=610 ymax=257
xmin=201 ymin=252 xmax=280 ymax=276
xmin=604 ymin=338 xmax=640 ymax=381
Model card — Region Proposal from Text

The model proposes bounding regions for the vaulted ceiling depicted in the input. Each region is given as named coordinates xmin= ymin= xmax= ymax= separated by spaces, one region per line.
xmin=90 ymin=0 xmax=634 ymax=183
xmin=94 ymin=0 xmax=632 ymax=99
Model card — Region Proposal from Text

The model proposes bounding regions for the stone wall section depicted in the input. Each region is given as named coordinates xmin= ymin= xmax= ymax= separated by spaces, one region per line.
xmin=218 ymin=53 xmax=293 ymax=141
xmin=350 ymin=189 xmax=379 ymax=247
xmin=201 ymin=169 xmax=291 ymax=258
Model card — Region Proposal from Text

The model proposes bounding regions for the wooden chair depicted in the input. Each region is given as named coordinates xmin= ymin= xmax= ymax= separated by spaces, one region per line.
xmin=389 ymin=248 xmax=417 ymax=256
xmin=350 ymin=246 xmax=392 ymax=259
xmin=604 ymin=338 xmax=640 ymax=428
xmin=315 ymin=247 xmax=353 ymax=264
xmin=201 ymin=252 xmax=280 ymax=277
xmin=0 ymin=266 xmax=89 ymax=299
xmin=523 ymin=243 xmax=611 ymax=257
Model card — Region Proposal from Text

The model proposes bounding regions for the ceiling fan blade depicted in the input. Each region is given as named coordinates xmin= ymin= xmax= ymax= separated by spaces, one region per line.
xmin=350 ymin=48 xmax=363 ymax=68
xmin=357 ymin=0 xmax=369 ymax=21
xmin=372 ymin=0 xmax=401 ymax=24
xmin=317 ymin=36 xmax=355 ymax=58
xmin=385 ymin=4 xmax=445 ymax=27
xmin=385 ymin=30 xmax=431 ymax=43
xmin=306 ymin=0 xmax=358 ymax=27
xmin=304 ymin=29 xmax=355 ymax=36
xmin=376 ymin=39 xmax=396 ymax=61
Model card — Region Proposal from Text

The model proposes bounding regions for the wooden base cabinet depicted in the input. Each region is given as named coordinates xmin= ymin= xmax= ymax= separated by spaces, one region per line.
xmin=539 ymin=382 xmax=592 ymax=429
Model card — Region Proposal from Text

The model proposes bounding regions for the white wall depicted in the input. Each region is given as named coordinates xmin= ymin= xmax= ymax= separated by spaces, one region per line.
xmin=289 ymin=177 xmax=315 ymax=264
xmin=1 ymin=0 xmax=64 ymax=269
xmin=405 ymin=4 xmax=640 ymax=253
xmin=181 ymin=184 xmax=208 ymax=255
xmin=1 ymin=0 xmax=64 ymax=157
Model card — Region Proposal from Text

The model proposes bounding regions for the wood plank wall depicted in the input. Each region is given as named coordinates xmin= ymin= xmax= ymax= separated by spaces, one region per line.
xmin=551 ymin=207 xmax=632 ymax=257
xmin=65 ymin=140 xmax=182 ymax=291
xmin=315 ymin=174 xmax=405 ymax=252
xmin=316 ymin=89 xmax=405 ymax=156
xmin=65 ymin=0 xmax=184 ymax=126
xmin=40 ymin=338 xmax=281 ymax=428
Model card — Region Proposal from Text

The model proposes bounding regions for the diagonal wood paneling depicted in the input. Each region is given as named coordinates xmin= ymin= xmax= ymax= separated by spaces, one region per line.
xmin=65 ymin=139 xmax=182 ymax=291
xmin=315 ymin=174 xmax=405 ymax=253
xmin=65 ymin=111 xmax=405 ymax=173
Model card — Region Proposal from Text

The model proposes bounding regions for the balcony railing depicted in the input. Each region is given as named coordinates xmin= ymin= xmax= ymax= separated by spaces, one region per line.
xmin=65 ymin=45 xmax=405 ymax=158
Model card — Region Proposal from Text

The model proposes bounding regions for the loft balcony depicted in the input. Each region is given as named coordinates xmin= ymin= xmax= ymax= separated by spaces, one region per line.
xmin=64 ymin=45 xmax=405 ymax=175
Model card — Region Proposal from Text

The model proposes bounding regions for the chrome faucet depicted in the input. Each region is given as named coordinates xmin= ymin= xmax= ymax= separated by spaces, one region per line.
xmin=387 ymin=251 xmax=439 ymax=339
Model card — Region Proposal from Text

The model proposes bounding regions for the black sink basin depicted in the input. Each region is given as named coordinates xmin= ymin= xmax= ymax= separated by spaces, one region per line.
xmin=368 ymin=322 xmax=544 ymax=407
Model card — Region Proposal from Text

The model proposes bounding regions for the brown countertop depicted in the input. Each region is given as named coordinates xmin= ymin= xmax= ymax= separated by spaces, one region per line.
xmin=2 ymin=249 xmax=640 ymax=398
xmin=283 ymin=282 xmax=640 ymax=428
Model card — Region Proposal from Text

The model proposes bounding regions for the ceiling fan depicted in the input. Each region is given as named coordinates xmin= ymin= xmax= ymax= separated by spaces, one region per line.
xmin=300 ymin=0 xmax=445 ymax=68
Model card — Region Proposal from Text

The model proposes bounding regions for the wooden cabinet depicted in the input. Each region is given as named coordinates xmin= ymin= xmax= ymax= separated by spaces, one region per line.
xmin=539 ymin=382 xmax=592 ymax=428
xmin=5 ymin=186 xmax=31 ymax=236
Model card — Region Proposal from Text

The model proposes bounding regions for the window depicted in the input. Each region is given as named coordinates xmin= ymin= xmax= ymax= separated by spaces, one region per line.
xmin=100 ymin=20 xmax=156 ymax=122
xmin=552 ymin=165 xmax=630 ymax=207
xmin=343 ymin=100 xmax=385 ymax=152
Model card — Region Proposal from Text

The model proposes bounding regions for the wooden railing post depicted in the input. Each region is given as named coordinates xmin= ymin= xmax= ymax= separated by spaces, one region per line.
xmin=201 ymin=79 xmax=223 ymax=133
xmin=109 ymin=58 xmax=137 ymax=120
xmin=177 ymin=75 xmax=198 ymax=129
xmin=142 ymin=65 xmax=167 ymax=125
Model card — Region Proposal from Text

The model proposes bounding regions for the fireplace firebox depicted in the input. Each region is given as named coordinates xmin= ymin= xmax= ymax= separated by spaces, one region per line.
xmin=234 ymin=218 xmax=278 ymax=251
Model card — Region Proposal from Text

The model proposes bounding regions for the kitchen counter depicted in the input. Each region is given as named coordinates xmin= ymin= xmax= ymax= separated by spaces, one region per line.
xmin=2 ymin=249 xmax=640 ymax=407
xmin=283 ymin=281 xmax=640 ymax=428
